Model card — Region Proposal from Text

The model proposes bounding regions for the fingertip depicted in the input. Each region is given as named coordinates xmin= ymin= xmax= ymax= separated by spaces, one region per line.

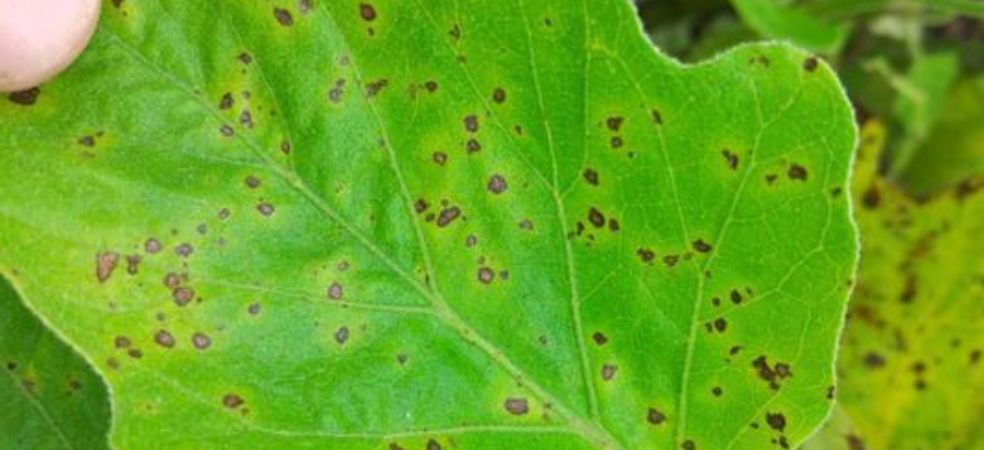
xmin=0 ymin=0 xmax=101 ymax=93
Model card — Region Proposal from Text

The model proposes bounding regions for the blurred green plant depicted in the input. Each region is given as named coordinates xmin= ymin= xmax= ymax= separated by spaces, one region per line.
xmin=0 ymin=277 xmax=110 ymax=450
xmin=803 ymin=121 xmax=983 ymax=450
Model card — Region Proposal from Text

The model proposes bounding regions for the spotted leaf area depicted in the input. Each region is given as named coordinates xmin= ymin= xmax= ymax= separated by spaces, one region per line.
xmin=803 ymin=123 xmax=984 ymax=450
xmin=0 ymin=277 xmax=111 ymax=450
xmin=0 ymin=1 xmax=857 ymax=449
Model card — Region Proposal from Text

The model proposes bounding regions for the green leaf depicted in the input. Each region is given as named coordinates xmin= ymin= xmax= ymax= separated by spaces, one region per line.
xmin=730 ymin=0 xmax=852 ymax=54
xmin=804 ymin=121 xmax=984 ymax=450
xmin=0 ymin=276 xmax=111 ymax=450
xmin=0 ymin=1 xmax=857 ymax=448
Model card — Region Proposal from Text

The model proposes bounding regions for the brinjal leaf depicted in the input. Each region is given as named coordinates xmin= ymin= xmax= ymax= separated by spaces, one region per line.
xmin=0 ymin=1 xmax=857 ymax=449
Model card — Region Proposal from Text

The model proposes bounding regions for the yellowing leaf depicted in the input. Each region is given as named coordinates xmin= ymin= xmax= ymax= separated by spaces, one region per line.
xmin=805 ymin=121 xmax=984 ymax=450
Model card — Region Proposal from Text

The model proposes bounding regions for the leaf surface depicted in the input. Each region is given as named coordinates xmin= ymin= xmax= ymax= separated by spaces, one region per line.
xmin=0 ymin=1 xmax=857 ymax=449
xmin=0 ymin=276 xmax=110 ymax=450
xmin=804 ymin=122 xmax=984 ymax=450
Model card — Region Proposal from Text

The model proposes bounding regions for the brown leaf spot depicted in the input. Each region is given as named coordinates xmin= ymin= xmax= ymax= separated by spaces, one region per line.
xmin=154 ymin=330 xmax=176 ymax=348
xmin=274 ymin=8 xmax=294 ymax=26
xmin=257 ymin=203 xmax=276 ymax=216
xmin=8 ymin=88 xmax=40 ymax=106
xmin=721 ymin=149 xmax=739 ymax=170
xmin=144 ymin=238 xmax=162 ymax=254
xmin=335 ymin=326 xmax=350 ymax=344
xmin=436 ymin=207 xmax=461 ymax=227
xmin=366 ymin=79 xmax=389 ymax=97
xmin=492 ymin=88 xmax=506 ymax=103
xmin=245 ymin=175 xmax=261 ymax=189
xmin=647 ymin=408 xmax=666 ymax=425
xmin=329 ymin=79 xmax=346 ymax=103
xmin=846 ymin=434 xmax=867 ymax=450
xmin=248 ymin=303 xmax=262 ymax=315
xmin=163 ymin=272 xmax=182 ymax=289
xmin=175 ymin=243 xmax=194 ymax=258
xmin=192 ymin=332 xmax=212 ymax=350
xmin=114 ymin=336 xmax=132 ymax=349
xmin=864 ymin=352 xmax=886 ymax=368
xmin=601 ymin=364 xmax=618 ymax=381
xmin=583 ymin=168 xmax=599 ymax=186
xmin=804 ymin=57 xmax=819 ymax=72
xmin=765 ymin=412 xmax=786 ymax=431
xmin=96 ymin=252 xmax=120 ymax=283
xmin=172 ymin=287 xmax=195 ymax=307
xmin=487 ymin=174 xmax=508 ymax=194
xmin=359 ymin=3 xmax=377 ymax=21
xmin=606 ymin=116 xmax=624 ymax=132
xmin=432 ymin=151 xmax=448 ymax=166
xmin=78 ymin=135 xmax=96 ymax=147
xmin=588 ymin=208 xmax=606 ymax=228
xmin=126 ymin=255 xmax=141 ymax=275
xmin=239 ymin=110 xmax=254 ymax=129
xmin=651 ymin=109 xmax=663 ymax=125
xmin=463 ymin=115 xmax=479 ymax=133
xmin=663 ymin=254 xmax=679 ymax=267
xmin=477 ymin=267 xmax=495 ymax=284
xmin=466 ymin=138 xmax=482 ymax=154
xmin=219 ymin=93 xmax=234 ymax=110
xmin=713 ymin=318 xmax=727 ymax=332
xmin=692 ymin=240 xmax=712 ymax=253
xmin=862 ymin=185 xmax=881 ymax=209
xmin=592 ymin=331 xmax=608 ymax=346
xmin=327 ymin=282 xmax=344 ymax=300
xmin=788 ymin=164 xmax=808 ymax=181
xmin=752 ymin=356 xmax=792 ymax=390
xmin=504 ymin=398 xmax=529 ymax=415
xmin=223 ymin=393 xmax=244 ymax=409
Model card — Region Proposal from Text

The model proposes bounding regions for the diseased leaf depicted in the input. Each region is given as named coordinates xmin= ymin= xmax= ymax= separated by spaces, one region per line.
xmin=0 ymin=276 xmax=110 ymax=450
xmin=805 ymin=122 xmax=984 ymax=450
xmin=0 ymin=1 xmax=857 ymax=449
